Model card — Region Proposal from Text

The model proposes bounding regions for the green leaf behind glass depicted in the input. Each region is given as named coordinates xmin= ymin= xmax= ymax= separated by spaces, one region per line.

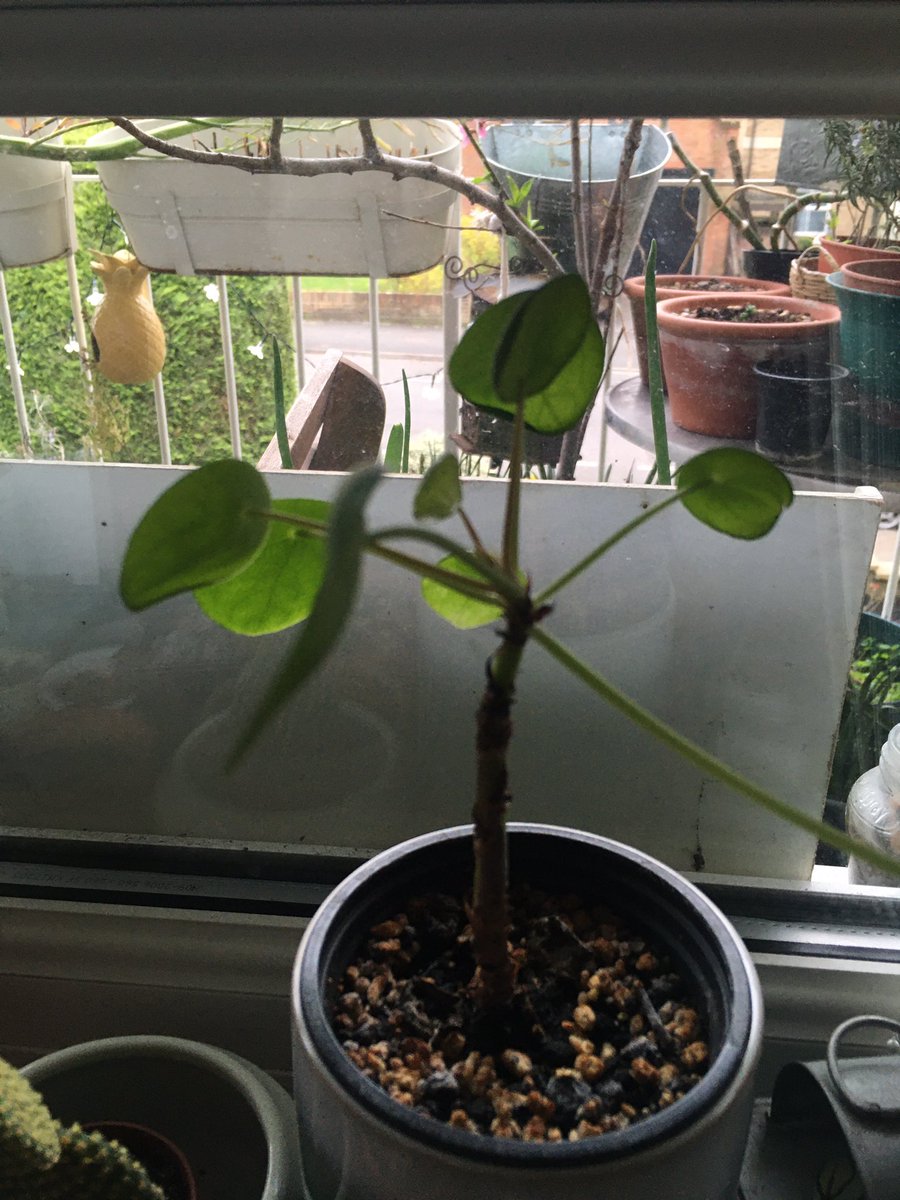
xmin=195 ymin=498 xmax=330 ymax=634
xmin=384 ymin=424 xmax=404 ymax=473
xmin=414 ymin=453 xmax=462 ymax=519
xmin=120 ymin=459 xmax=271 ymax=611
xmin=677 ymin=448 xmax=793 ymax=539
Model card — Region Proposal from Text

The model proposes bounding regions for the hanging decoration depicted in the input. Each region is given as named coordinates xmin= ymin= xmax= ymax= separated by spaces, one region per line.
xmin=90 ymin=249 xmax=166 ymax=385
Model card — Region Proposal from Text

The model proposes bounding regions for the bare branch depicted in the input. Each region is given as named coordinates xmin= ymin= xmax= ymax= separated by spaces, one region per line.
xmin=726 ymin=136 xmax=760 ymax=241
xmin=268 ymin=117 xmax=284 ymax=169
xmin=110 ymin=116 xmax=564 ymax=277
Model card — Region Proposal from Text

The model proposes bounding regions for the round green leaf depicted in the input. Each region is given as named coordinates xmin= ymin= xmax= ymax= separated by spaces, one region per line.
xmin=493 ymin=274 xmax=593 ymax=404
xmin=677 ymin=448 xmax=793 ymax=539
xmin=120 ymin=460 xmax=271 ymax=611
xmin=449 ymin=291 xmax=530 ymax=410
xmin=421 ymin=555 xmax=504 ymax=629
xmin=414 ymin=453 xmax=462 ymax=520
xmin=195 ymin=498 xmax=330 ymax=634
xmin=450 ymin=282 xmax=604 ymax=436
xmin=521 ymin=319 xmax=604 ymax=434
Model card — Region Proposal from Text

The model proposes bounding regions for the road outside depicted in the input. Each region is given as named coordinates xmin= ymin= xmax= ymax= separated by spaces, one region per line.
xmin=298 ymin=315 xmax=655 ymax=484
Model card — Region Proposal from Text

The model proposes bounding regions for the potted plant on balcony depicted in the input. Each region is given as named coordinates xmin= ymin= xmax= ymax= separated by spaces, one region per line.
xmin=622 ymin=273 xmax=791 ymax=390
xmin=118 ymin=273 xmax=895 ymax=1199
xmin=818 ymin=118 xmax=900 ymax=268
xmin=656 ymin=291 xmax=841 ymax=439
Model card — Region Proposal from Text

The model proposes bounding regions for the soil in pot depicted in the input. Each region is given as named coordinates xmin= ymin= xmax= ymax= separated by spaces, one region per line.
xmin=680 ymin=303 xmax=812 ymax=324
xmin=330 ymin=884 xmax=708 ymax=1143
xmin=622 ymin=274 xmax=790 ymax=389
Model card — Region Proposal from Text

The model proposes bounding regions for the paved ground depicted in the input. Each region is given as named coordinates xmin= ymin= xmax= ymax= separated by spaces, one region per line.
xmin=299 ymin=315 xmax=654 ymax=484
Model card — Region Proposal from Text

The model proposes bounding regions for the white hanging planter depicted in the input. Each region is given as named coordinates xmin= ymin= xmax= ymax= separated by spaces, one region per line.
xmin=0 ymin=155 xmax=75 ymax=269
xmin=87 ymin=119 xmax=462 ymax=277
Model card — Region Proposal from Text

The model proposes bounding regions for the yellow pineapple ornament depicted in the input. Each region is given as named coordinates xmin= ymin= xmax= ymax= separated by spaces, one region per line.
xmin=90 ymin=249 xmax=166 ymax=385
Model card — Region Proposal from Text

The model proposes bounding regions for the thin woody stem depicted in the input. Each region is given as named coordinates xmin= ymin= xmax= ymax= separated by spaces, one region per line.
xmin=471 ymin=609 xmax=530 ymax=1008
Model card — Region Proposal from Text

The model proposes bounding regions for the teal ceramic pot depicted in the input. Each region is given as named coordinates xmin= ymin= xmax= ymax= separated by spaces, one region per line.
xmin=829 ymin=272 xmax=900 ymax=470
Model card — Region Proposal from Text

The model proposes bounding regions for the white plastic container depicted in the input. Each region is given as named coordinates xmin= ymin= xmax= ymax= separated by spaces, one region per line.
xmin=846 ymin=722 xmax=900 ymax=885
xmin=87 ymin=118 xmax=462 ymax=277
xmin=0 ymin=155 xmax=75 ymax=268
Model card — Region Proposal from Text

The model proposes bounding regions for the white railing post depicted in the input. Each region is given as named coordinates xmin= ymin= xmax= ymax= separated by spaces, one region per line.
xmin=368 ymin=277 xmax=380 ymax=382
xmin=443 ymin=195 xmax=462 ymax=453
xmin=0 ymin=268 xmax=32 ymax=456
xmin=291 ymin=277 xmax=306 ymax=393
xmin=143 ymin=275 xmax=172 ymax=465
xmin=216 ymin=275 xmax=243 ymax=461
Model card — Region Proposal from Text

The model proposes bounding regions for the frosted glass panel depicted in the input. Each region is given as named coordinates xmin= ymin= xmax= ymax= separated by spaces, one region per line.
xmin=0 ymin=461 xmax=880 ymax=878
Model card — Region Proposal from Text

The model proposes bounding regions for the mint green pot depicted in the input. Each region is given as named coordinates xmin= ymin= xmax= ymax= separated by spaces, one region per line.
xmin=829 ymin=272 xmax=900 ymax=470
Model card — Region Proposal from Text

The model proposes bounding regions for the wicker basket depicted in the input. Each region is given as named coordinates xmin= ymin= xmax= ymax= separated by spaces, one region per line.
xmin=790 ymin=244 xmax=839 ymax=303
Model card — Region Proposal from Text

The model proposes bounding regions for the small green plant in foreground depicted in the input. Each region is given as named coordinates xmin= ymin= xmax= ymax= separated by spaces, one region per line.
xmin=0 ymin=1057 xmax=163 ymax=1200
xmin=119 ymin=273 xmax=900 ymax=1008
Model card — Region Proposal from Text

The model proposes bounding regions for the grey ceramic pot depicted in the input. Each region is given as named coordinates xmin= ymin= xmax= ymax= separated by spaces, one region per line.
xmin=23 ymin=1035 xmax=303 ymax=1200
xmin=292 ymin=823 xmax=763 ymax=1200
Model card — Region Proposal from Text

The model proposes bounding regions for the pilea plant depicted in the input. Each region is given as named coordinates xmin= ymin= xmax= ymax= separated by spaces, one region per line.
xmin=120 ymin=272 xmax=899 ymax=1008
xmin=0 ymin=1056 xmax=163 ymax=1200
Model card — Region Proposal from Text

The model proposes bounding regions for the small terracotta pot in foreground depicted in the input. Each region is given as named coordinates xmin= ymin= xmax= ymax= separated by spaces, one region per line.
xmin=623 ymin=275 xmax=791 ymax=388
xmin=657 ymin=293 xmax=841 ymax=439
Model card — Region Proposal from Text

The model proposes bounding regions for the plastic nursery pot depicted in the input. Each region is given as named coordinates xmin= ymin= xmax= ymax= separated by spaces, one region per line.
xmin=622 ymin=274 xmax=791 ymax=389
xmin=819 ymin=235 xmax=900 ymax=270
xmin=22 ymin=1035 xmax=303 ymax=1200
xmin=828 ymin=273 xmax=900 ymax=472
xmin=292 ymin=823 xmax=763 ymax=1200
xmin=839 ymin=257 xmax=900 ymax=298
xmin=752 ymin=358 xmax=847 ymax=464
xmin=742 ymin=248 xmax=804 ymax=284
xmin=656 ymin=292 xmax=841 ymax=439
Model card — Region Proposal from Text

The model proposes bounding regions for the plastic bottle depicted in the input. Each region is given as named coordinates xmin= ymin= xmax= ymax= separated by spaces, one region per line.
xmin=846 ymin=722 xmax=900 ymax=886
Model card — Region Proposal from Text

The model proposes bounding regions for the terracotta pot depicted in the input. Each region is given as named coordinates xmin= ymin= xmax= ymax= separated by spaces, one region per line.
xmin=819 ymin=236 xmax=900 ymax=269
xmin=623 ymin=275 xmax=791 ymax=388
xmin=656 ymin=293 xmax=841 ymax=439
xmin=839 ymin=258 xmax=900 ymax=298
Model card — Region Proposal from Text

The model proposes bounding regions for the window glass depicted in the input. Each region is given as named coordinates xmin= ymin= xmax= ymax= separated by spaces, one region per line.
xmin=0 ymin=113 xmax=897 ymax=887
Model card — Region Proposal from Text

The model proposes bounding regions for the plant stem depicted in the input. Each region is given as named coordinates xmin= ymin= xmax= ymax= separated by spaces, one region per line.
xmin=501 ymin=401 xmax=526 ymax=576
xmin=256 ymin=509 xmax=506 ymax=600
xmin=532 ymin=627 xmax=900 ymax=880
xmin=371 ymin=525 xmax=522 ymax=604
xmin=668 ymin=132 xmax=767 ymax=252
xmin=471 ymin=607 xmax=530 ymax=1007
xmin=535 ymin=491 xmax=682 ymax=605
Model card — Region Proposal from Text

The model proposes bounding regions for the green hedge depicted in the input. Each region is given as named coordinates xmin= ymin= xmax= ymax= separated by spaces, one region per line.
xmin=0 ymin=180 xmax=294 ymax=464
